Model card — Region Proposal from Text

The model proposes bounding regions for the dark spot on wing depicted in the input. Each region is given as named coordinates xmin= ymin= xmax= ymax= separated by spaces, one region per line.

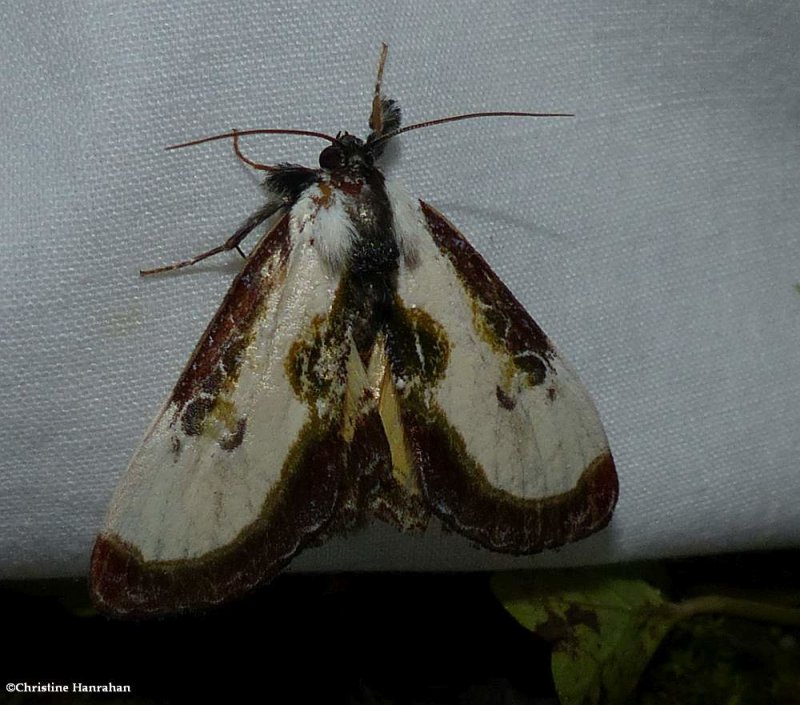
xmin=182 ymin=396 xmax=213 ymax=436
xmin=220 ymin=333 xmax=250 ymax=378
xmin=515 ymin=353 xmax=547 ymax=387
xmin=201 ymin=368 xmax=224 ymax=396
xmin=496 ymin=386 xmax=516 ymax=411
xmin=219 ymin=417 xmax=247 ymax=452
xmin=420 ymin=204 xmax=555 ymax=386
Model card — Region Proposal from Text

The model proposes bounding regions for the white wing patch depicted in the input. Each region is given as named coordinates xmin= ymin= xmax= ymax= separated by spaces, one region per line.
xmin=389 ymin=187 xmax=610 ymax=499
xmin=103 ymin=213 xmax=340 ymax=563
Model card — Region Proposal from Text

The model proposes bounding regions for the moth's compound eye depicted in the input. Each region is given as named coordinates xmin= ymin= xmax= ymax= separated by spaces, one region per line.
xmin=319 ymin=145 xmax=343 ymax=170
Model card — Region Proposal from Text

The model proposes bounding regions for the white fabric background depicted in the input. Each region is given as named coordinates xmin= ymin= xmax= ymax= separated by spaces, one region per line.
xmin=1 ymin=1 xmax=798 ymax=579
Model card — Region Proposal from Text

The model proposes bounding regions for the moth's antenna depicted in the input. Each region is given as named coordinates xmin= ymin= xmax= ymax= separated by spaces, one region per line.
xmin=371 ymin=111 xmax=574 ymax=149
xmin=166 ymin=128 xmax=337 ymax=152
xmin=369 ymin=43 xmax=390 ymax=135
xmin=165 ymin=128 xmax=339 ymax=172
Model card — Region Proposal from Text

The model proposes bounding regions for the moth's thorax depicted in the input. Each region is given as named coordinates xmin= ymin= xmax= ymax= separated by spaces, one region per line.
xmin=288 ymin=165 xmax=421 ymax=278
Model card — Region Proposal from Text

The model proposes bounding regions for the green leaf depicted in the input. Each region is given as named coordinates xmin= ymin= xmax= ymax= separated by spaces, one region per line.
xmin=638 ymin=615 xmax=800 ymax=705
xmin=491 ymin=569 xmax=679 ymax=705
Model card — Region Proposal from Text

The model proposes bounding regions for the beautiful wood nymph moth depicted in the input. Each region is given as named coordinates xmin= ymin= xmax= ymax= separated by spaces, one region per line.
xmin=91 ymin=47 xmax=617 ymax=616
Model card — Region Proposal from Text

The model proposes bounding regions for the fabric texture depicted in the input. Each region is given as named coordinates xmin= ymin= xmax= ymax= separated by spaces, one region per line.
xmin=1 ymin=1 xmax=798 ymax=578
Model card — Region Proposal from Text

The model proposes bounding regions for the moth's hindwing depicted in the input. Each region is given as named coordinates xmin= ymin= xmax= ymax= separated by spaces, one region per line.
xmin=386 ymin=198 xmax=618 ymax=553
xmin=91 ymin=213 xmax=357 ymax=616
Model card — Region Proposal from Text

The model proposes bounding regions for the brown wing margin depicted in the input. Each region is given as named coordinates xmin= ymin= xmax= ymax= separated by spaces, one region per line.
xmin=90 ymin=214 xmax=345 ymax=616
xmin=401 ymin=417 xmax=616 ymax=553
xmin=91 ymin=433 xmax=344 ymax=616
xmin=393 ymin=202 xmax=618 ymax=554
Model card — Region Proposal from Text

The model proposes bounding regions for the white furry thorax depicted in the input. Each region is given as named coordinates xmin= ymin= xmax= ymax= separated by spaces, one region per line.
xmin=289 ymin=178 xmax=423 ymax=275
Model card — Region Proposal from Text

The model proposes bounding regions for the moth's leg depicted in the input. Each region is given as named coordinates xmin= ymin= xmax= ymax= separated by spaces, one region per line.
xmin=140 ymin=200 xmax=283 ymax=276
xmin=231 ymin=130 xmax=276 ymax=172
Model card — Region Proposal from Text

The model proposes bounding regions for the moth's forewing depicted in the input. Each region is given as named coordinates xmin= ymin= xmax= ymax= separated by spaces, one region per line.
xmin=383 ymin=199 xmax=617 ymax=553
xmin=91 ymin=214 xmax=351 ymax=616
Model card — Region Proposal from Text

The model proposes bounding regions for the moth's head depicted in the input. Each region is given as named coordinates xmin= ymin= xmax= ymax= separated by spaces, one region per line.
xmin=317 ymin=97 xmax=402 ymax=174
xmin=318 ymin=133 xmax=374 ymax=173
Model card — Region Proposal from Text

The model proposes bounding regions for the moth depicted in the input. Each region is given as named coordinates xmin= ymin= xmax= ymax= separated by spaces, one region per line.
xmin=91 ymin=46 xmax=617 ymax=616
